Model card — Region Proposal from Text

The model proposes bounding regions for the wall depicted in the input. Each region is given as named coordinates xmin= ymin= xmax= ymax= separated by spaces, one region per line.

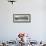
xmin=0 ymin=0 xmax=46 ymax=41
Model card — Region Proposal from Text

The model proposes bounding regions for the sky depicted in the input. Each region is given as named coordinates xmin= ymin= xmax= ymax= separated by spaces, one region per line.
xmin=0 ymin=0 xmax=46 ymax=42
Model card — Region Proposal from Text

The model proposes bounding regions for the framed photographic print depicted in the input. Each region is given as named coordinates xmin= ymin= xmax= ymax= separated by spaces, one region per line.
xmin=13 ymin=14 xmax=31 ymax=23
